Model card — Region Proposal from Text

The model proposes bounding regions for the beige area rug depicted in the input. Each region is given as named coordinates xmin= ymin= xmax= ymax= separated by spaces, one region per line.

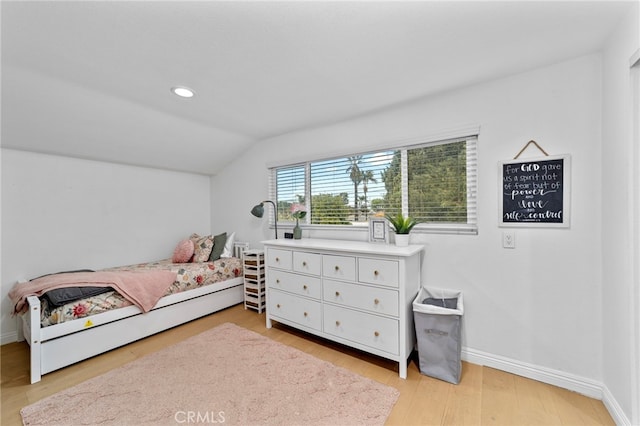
xmin=21 ymin=322 xmax=399 ymax=425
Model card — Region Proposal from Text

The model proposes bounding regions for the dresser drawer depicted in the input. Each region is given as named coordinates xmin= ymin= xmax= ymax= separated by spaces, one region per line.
xmin=293 ymin=252 xmax=322 ymax=276
xmin=358 ymin=258 xmax=399 ymax=288
xmin=323 ymin=305 xmax=399 ymax=355
xmin=267 ymin=269 xmax=321 ymax=300
xmin=322 ymin=255 xmax=356 ymax=281
xmin=268 ymin=289 xmax=322 ymax=331
xmin=323 ymin=280 xmax=399 ymax=317
xmin=267 ymin=249 xmax=292 ymax=270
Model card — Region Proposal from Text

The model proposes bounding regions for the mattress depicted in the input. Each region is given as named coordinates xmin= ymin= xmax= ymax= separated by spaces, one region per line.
xmin=40 ymin=257 xmax=242 ymax=327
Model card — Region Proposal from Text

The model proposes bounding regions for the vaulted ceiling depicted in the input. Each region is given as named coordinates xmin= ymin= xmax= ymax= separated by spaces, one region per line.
xmin=1 ymin=1 xmax=633 ymax=175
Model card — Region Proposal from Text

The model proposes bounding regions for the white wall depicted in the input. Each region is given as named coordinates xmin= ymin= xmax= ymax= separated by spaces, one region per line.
xmin=213 ymin=54 xmax=605 ymax=386
xmin=1 ymin=149 xmax=211 ymax=343
xmin=601 ymin=2 xmax=640 ymax=424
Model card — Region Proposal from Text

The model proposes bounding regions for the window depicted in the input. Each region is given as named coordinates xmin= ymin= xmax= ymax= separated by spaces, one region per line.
xmin=269 ymin=135 xmax=478 ymax=234
xmin=273 ymin=165 xmax=306 ymax=220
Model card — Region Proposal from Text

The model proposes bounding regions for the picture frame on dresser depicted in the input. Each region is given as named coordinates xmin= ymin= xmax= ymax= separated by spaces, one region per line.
xmin=368 ymin=218 xmax=389 ymax=243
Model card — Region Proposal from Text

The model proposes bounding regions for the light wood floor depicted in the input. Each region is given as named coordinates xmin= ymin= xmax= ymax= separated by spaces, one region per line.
xmin=2 ymin=304 xmax=613 ymax=425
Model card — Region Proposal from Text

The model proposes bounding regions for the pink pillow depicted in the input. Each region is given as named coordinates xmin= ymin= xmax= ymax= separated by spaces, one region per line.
xmin=172 ymin=239 xmax=195 ymax=263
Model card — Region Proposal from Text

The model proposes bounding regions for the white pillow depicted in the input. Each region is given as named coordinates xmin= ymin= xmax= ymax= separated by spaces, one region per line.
xmin=220 ymin=232 xmax=236 ymax=258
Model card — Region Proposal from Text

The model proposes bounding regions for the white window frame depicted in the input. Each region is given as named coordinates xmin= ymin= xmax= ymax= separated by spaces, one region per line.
xmin=267 ymin=129 xmax=479 ymax=235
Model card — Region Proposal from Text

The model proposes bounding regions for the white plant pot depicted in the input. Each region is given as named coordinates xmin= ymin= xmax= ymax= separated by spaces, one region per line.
xmin=394 ymin=234 xmax=410 ymax=247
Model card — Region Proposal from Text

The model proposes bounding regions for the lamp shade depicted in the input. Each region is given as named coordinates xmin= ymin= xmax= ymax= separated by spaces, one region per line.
xmin=250 ymin=204 xmax=264 ymax=218
xmin=250 ymin=200 xmax=278 ymax=239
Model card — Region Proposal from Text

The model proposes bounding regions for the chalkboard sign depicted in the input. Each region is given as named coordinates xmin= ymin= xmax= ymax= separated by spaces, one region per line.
xmin=499 ymin=155 xmax=571 ymax=228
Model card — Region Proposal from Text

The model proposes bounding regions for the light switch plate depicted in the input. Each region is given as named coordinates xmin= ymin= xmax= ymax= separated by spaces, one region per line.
xmin=502 ymin=230 xmax=515 ymax=249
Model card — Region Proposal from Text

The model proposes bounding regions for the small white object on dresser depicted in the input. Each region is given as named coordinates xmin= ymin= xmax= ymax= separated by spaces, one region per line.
xmin=263 ymin=238 xmax=423 ymax=379
xmin=243 ymin=249 xmax=266 ymax=313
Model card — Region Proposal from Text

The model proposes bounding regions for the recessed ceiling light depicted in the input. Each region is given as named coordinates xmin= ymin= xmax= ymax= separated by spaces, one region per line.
xmin=171 ymin=86 xmax=195 ymax=98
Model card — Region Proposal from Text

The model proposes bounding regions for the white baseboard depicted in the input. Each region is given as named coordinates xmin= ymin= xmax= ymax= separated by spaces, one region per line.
xmin=602 ymin=384 xmax=632 ymax=426
xmin=463 ymin=347 xmax=602 ymax=398
xmin=1 ymin=331 xmax=18 ymax=345
xmin=462 ymin=347 xmax=631 ymax=425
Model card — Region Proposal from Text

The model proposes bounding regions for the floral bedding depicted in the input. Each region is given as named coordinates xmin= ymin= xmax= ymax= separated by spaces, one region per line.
xmin=40 ymin=257 xmax=242 ymax=327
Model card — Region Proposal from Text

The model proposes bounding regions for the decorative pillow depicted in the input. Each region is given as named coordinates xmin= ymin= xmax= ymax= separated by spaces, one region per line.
xmin=30 ymin=269 xmax=95 ymax=281
xmin=208 ymin=232 xmax=227 ymax=262
xmin=43 ymin=286 xmax=114 ymax=308
xmin=190 ymin=233 xmax=214 ymax=262
xmin=221 ymin=232 xmax=236 ymax=258
xmin=172 ymin=239 xmax=195 ymax=263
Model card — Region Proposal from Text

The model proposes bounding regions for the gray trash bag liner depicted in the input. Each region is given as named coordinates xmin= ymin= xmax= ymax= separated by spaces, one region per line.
xmin=412 ymin=286 xmax=464 ymax=384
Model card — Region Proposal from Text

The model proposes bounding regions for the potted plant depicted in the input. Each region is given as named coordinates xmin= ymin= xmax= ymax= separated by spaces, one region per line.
xmin=385 ymin=213 xmax=418 ymax=246
xmin=290 ymin=203 xmax=307 ymax=239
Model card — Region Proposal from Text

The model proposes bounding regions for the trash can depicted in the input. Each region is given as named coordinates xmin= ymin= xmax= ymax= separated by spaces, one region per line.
xmin=412 ymin=286 xmax=464 ymax=384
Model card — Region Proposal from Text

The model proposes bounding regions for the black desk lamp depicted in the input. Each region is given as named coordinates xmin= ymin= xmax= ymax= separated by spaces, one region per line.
xmin=250 ymin=200 xmax=278 ymax=239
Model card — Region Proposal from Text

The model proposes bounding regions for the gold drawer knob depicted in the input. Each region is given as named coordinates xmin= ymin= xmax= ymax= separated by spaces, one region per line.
xmin=335 ymin=291 xmax=340 ymax=297
xmin=276 ymin=279 xmax=280 ymax=284
xmin=334 ymin=265 xmax=340 ymax=271
xmin=374 ymin=298 xmax=380 ymax=305
xmin=303 ymin=284 xmax=308 ymax=290
xmin=303 ymin=312 xmax=308 ymax=317
xmin=335 ymin=320 xmax=341 ymax=326
xmin=275 ymin=257 xmax=279 ymax=262
xmin=276 ymin=304 xmax=281 ymax=308
xmin=302 ymin=261 xmax=307 ymax=266
xmin=374 ymin=331 xmax=380 ymax=337
xmin=374 ymin=270 xmax=379 ymax=276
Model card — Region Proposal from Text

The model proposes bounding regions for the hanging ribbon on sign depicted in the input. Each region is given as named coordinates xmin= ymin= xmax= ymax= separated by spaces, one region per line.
xmin=513 ymin=140 xmax=549 ymax=159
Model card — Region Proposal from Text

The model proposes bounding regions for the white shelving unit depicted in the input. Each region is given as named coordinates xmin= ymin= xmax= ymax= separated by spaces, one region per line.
xmin=243 ymin=249 xmax=266 ymax=313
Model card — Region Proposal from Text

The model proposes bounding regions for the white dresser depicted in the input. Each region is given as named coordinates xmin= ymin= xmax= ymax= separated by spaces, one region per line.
xmin=263 ymin=238 xmax=423 ymax=379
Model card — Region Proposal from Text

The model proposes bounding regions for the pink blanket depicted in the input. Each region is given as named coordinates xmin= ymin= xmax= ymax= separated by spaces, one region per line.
xmin=9 ymin=270 xmax=177 ymax=315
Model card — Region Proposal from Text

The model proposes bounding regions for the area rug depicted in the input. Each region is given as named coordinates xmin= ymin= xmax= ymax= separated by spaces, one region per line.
xmin=21 ymin=322 xmax=399 ymax=425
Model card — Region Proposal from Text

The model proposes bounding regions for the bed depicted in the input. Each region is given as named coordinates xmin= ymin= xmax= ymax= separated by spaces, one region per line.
xmin=11 ymin=234 xmax=247 ymax=384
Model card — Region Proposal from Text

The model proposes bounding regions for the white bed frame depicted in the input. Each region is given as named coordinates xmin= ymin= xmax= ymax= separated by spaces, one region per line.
xmin=17 ymin=244 xmax=249 ymax=384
